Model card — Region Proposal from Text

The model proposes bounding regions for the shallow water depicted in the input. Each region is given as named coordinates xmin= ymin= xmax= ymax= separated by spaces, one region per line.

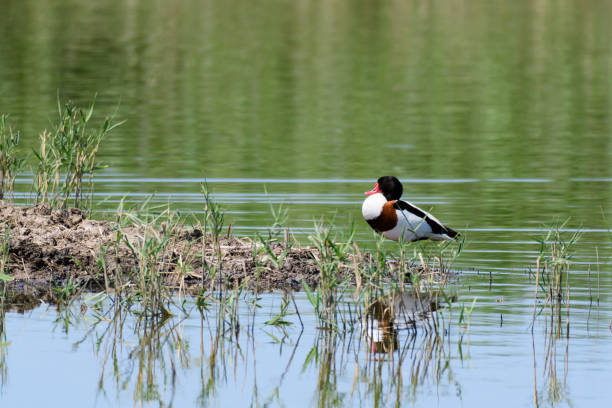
xmin=1 ymin=290 xmax=611 ymax=407
xmin=2 ymin=0 xmax=612 ymax=406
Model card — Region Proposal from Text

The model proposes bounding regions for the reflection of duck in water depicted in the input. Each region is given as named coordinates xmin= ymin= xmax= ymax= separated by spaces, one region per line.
xmin=364 ymin=298 xmax=398 ymax=354
xmin=363 ymin=291 xmax=444 ymax=354
xmin=362 ymin=176 xmax=459 ymax=242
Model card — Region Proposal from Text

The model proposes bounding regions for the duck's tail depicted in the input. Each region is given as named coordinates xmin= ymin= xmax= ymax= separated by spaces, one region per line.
xmin=443 ymin=226 xmax=460 ymax=240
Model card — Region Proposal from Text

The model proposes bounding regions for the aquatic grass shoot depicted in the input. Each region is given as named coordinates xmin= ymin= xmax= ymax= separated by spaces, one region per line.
xmin=32 ymin=97 xmax=124 ymax=209
xmin=200 ymin=182 xmax=224 ymax=247
xmin=305 ymin=220 xmax=355 ymax=328
xmin=530 ymin=222 xmax=581 ymax=405
xmin=255 ymin=199 xmax=293 ymax=270
xmin=531 ymin=222 xmax=580 ymax=333
xmin=0 ymin=227 xmax=14 ymax=297
xmin=118 ymin=207 xmax=181 ymax=317
xmin=200 ymin=182 xmax=226 ymax=290
xmin=0 ymin=115 xmax=25 ymax=201
xmin=52 ymin=277 xmax=81 ymax=304
xmin=0 ymin=292 xmax=7 ymax=390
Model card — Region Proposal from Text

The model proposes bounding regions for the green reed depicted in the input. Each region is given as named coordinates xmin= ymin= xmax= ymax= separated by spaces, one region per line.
xmin=0 ymin=296 xmax=7 ymax=390
xmin=0 ymin=228 xmax=12 ymax=286
xmin=33 ymin=97 xmax=123 ymax=209
xmin=314 ymin=329 xmax=342 ymax=406
xmin=105 ymin=199 xmax=200 ymax=311
xmin=52 ymin=276 xmax=80 ymax=304
xmin=529 ymin=223 xmax=582 ymax=405
xmin=38 ymin=270 xmax=466 ymax=408
xmin=308 ymin=295 xmax=457 ymax=407
xmin=196 ymin=286 xmax=247 ymax=406
xmin=0 ymin=225 xmax=12 ymax=386
xmin=200 ymin=182 xmax=226 ymax=291
xmin=118 ymin=207 xmax=180 ymax=317
xmin=70 ymin=296 xmax=189 ymax=407
xmin=305 ymin=221 xmax=355 ymax=328
xmin=354 ymin=232 xmax=463 ymax=341
xmin=265 ymin=293 xmax=293 ymax=327
xmin=0 ymin=115 xmax=25 ymax=201
xmin=201 ymin=182 xmax=224 ymax=248
xmin=267 ymin=197 xmax=289 ymax=238
xmin=363 ymin=233 xmax=392 ymax=293
xmin=531 ymin=222 xmax=580 ymax=336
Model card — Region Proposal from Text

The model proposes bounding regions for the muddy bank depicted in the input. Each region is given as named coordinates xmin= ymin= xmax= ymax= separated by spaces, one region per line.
xmin=1 ymin=201 xmax=385 ymax=304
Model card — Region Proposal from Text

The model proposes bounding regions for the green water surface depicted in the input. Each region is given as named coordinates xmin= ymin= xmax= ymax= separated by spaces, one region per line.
xmin=1 ymin=1 xmax=612 ymax=407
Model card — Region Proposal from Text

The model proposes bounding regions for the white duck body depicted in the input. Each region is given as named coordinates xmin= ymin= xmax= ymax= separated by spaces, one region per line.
xmin=362 ymin=193 xmax=454 ymax=242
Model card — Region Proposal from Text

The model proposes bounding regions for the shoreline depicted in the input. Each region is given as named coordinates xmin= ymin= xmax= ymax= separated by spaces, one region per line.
xmin=0 ymin=201 xmax=367 ymax=305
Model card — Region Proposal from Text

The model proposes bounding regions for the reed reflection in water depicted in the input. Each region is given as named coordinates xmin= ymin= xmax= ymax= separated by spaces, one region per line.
xmin=0 ymin=274 xmax=609 ymax=407
xmin=0 ymin=287 xmax=466 ymax=407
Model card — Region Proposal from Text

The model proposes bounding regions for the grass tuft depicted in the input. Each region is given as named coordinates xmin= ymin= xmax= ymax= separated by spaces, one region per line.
xmin=0 ymin=115 xmax=25 ymax=201
xmin=32 ymin=96 xmax=124 ymax=209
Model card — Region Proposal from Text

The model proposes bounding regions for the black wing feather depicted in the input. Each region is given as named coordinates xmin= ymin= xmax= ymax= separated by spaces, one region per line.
xmin=393 ymin=200 xmax=458 ymax=238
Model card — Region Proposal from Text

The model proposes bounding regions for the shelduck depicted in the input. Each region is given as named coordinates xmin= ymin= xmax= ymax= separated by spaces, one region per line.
xmin=362 ymin=176 xmax=458 ymax=242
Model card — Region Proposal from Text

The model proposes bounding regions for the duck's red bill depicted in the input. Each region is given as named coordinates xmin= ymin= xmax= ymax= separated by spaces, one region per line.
xmin=364 ymin=182 xmax=381 ymax=195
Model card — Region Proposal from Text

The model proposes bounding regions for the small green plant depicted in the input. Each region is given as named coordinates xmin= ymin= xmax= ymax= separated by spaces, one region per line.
xmin=33 ymin=97 xmax=124 ymax=209
xmin=256 ymin=232 xmax=292 ymax=270
xmin=457 ymin=297 xmax=477 ymax=329
xmin=0 ymin=292 xmax=8 ymax=388
xmin=200 ymin=182 xmax=225 ymax=290
xmin=530 ymin=220 xmax=580 ymax=360
xmin=0 ymin=115 xmax=25 ymax=200
xmin=264 ymin=295 xmax=293 ymax=326
xmin=113 ymin=200 xmax=205 ymax=315
xmin=527 ymin=223 xmax=580 ymax=406
xmin=306 ymin=221 xmax=355 ymax=327
xmin=201 ymin=182 xmax=224 ymax=246
xmin=266 ymin=194 xmax=289 ymax=240
xmin=303 ymin=280 xmax=321 ymax=317
xmin=532 ymin=223 xmax=580 ymax=321
xmin=52 ymin=277 xmax=80 ymax=303
xmin=254 ymin=198 xmax=293 ymax=273
xmin=122 ymin=241 xmax=167 ymax=312
xmin=0 ymin=228 xmax=13 ymax=287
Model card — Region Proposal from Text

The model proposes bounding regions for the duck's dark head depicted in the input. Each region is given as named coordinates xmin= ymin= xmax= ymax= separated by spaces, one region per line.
xmin=364 ymin=176 xmax=403 ymax=201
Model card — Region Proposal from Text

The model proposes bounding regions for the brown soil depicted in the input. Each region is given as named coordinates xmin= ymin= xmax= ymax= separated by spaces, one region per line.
xmin=1 ymin=201 xmax=375 ymax=306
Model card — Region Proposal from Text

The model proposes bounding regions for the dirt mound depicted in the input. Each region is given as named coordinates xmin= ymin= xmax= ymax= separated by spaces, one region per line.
xmin=0 ymin=201 xmax=361 ymax=304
